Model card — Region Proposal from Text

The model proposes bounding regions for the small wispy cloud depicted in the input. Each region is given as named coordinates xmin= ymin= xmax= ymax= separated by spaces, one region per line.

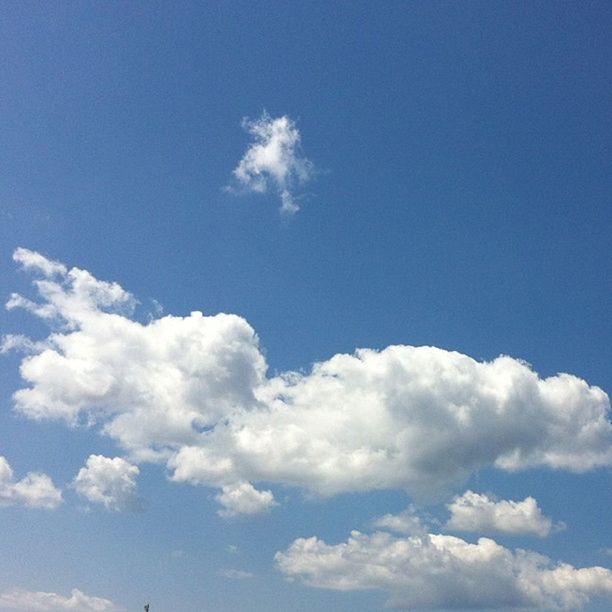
xmin=229 ymin=112 xmax=313 ymax=214
xmin=219 ymin=568 xmax=254 ymax=580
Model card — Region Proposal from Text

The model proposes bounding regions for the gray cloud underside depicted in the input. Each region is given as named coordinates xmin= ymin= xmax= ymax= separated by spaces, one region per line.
xmin=4 ymin=249 xmax=612 ymax=514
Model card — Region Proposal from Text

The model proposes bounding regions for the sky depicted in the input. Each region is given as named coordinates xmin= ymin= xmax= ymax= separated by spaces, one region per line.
xmin=0 ymin=2 xmax=611 ymax=611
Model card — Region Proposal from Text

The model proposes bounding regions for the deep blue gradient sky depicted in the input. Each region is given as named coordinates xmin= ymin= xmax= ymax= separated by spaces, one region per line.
xmin=1 ymin=3 xmax=611 ymax=611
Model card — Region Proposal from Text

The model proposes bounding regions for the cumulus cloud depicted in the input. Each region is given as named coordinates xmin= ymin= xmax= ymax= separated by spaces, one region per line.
xmin=276 ymin=529 xmax=612 ymax=610
xmin=215 ymin=482 xmax=277 ymax=518
xmin=7 ymin=248 xmax=135 ymax=325
xmin=372 ymin=505 xmax=428 ymax=535
xmin=230 ymin=112 xmax=313 ymax=214
xmin=0 ymin=587 xmax=118 ymax=611
xmin=5 ymin=249 xmax=612 ymax=515
xmin=0 ymin=456 xmax=62 ymax=509
xmin=72 ymin=455 xmax=140 ymax=512
xmin=446 ymin=490 xmax=561 ymax=537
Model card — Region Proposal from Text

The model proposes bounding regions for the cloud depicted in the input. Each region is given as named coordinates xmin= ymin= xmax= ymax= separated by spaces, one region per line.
xmin=13 ymin=247 xmax=67 ymax=277
xmin=276 ymin=529 xmax=612 ymax=610
xmin=372 ymin=505 xmax=429 ymax=535
xmin=7 ymin=247 xmax=135 ymax=325
xmin=72 ymin=455 xmax=140 ymax=512
xmin=0 ymin=456 xmax=62 ymax=509
xmin=446 ymin=490 xmax=561 ymax=537
xmin=219 ymin=568 xmax=254 ymax=580
xmin=5 ymin=250 xmax=612 ymax=515
xmin=0 ymin=587 xmax=118 ymax=611
xmin=0 ymin=334 xmax=49 ymax=355
xmin=215 ymin=482 xmax=277 ymax=518
xmin=230 ymin=112 xmax=313 ymax=214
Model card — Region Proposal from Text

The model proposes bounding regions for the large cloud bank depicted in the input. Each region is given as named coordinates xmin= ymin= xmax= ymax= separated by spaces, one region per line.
xmin=276 ymin=529 xmax=612 ymax=610
xmin=4 ymin=249 xmax=612 ymax=514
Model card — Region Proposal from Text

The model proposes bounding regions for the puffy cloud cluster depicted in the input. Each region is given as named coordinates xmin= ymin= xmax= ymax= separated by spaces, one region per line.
xmin=0 ymin=587 xmax=117 ymax=611
xmin=7 ymin=250 xmax=266 ymax=458
xmin=230 ymin=112 xmax=313 ymax=214
xmin=4 ymin=249 xmax=612 ymax=515
xmin=72 ymin=455 xmax=140 ymax=512
xmin=276 ymin=529 xmax=612 ymax=610
xmin=446 ymin=490 xmax=560 ymax=537
xmin=0 ymin=456 xmax=62 ymax=509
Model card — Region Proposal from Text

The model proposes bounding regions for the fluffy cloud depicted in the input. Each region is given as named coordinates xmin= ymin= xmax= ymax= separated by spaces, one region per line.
xmin=7 ymin=250 xmax=265 ymax=456
xmin=169 ymin=347 xmax=612 ymax=499
xmin=72 ymin=455 xmax=140 ymax=512
xmin=214 ymin=481 xmax=277 ymax=518
xmin=0 ymin=587 xmax=117 ymax=611
xmin=230 ymin=112 xmax=313 ymax=214
xmin=446 ymin=490 xmax=560 ymax=537
xmin=0 ymin=456 xmax=62 ymax=509
xmin=5 ymin=249 xmax=612 ymax=515
xmin=372 ymin=505 xmax=428 ymax=535
xmin=276 ymin=529 xmax=612 ymax=610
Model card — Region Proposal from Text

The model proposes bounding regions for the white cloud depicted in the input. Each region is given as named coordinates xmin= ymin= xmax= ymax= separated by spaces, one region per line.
xmin=0 ymin=456 xmax=62 ymax=509
xmin=0 ymin=587 xmax=118 ymax=611
xmin=446 ymin=490 xmax=561 ymax=537
xmin=7 ymin=247 xmax=135 ymax=326
xmin=219 ymin=568 xmax=254 ymax=580
xmin=170 ymin=347 xmax=612 ymax=499
xmin=13 ymin=247 xmax=67 ymax=277
xmin=230 ymin=112 xmax=313 ymax=214
xmin=215 ymin=482 xmax=277 ymax=518
xmin=5 ymin=250 xmax=612 ymax=515
xmin=372 ymin=505 xmax=428 ymax=535
xmin=0 ymin=334 xmax=49 ymax=355
xmin=72 ymin=455 xmax=140 ymax=512
xmin=276 ymin=529 xmax=612 ymax=610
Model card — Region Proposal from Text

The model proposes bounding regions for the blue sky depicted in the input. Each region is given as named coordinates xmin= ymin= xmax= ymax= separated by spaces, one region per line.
xmin=0 ymin=2 xmax=611 ymax=611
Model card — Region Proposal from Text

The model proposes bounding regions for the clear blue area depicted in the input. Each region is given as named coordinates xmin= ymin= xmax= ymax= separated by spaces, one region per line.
xmin=0 ymin=2 xmax=610 ymax=610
